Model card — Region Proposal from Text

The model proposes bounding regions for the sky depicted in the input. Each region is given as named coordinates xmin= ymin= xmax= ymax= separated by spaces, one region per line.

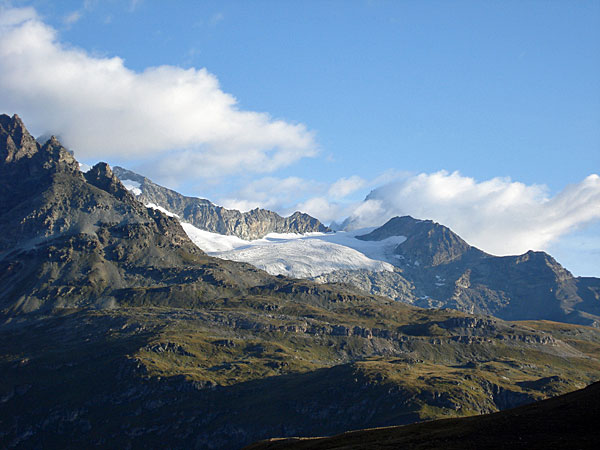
xmin=0 ymin=0 xmax=599 ymax=276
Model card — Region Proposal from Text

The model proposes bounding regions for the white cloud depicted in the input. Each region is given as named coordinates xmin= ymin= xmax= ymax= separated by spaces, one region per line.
xmin=295 ymin=197 xmax=343 ymax=224
xmin=219 ymin=176 xmax=324 ymax=213
xmin=328 ymin=175 xmax=366 ymax=199
xmin=218 ymin=174 xmax=373 ymax=221
xmin=0 ymin=6 xmax=316 ymax=180
xmin=343 ymin=171 xmax=600 ymax=256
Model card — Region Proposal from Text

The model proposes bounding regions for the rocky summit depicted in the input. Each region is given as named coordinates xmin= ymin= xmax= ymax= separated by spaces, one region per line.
xmin=1 ymin=114 xmax=600 ymax=449
xmin=112 ymin=166 xmax=330 ymax=240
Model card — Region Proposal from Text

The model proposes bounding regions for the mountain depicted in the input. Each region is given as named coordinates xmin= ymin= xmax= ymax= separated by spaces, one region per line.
xmin=168 ymin=207 xmax=600 ymax=326
xmin=352 ymin=216 xmax=600 ymax=326
xmin=357 ymin=215 xmax=476 ymax=266
xmin=0 ymin=114 xmax=276 ymax=315
xmin=2 ymin=114 xmax=600 ymax=449
xmin=109 ymin=163 xmax=600 ymax=327
xmin=112 ymin=166 xmax=330 ymax=240
xmin=245 ymin=380 xmax=600 ymax=450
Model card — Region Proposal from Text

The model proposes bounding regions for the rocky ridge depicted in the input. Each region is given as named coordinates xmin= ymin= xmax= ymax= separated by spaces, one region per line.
xmin=112 ymin=166 xmax=330 ymax=240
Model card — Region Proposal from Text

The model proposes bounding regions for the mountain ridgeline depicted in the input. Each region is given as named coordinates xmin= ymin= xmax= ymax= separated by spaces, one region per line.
xmin=1 ymin=114 xmax=600 ymax=449
xmin=0 ymin=114 xmax=355 ymax=316
xmin=112 ymin=166 xmax=330 ymax=240
xmin=315 ymin=216 xmax=600 ymax=327
xmin=110 ymin=163 xmax=600 ymax=327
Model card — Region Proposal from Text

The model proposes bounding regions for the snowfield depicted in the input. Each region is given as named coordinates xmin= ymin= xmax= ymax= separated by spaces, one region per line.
xmin=129 ymin=198 xmax=407 ymax=278
xmin=180 ymin=223 xmax=249 ymax=253
xmin=181 ymin=222 xmax=406 ymax=278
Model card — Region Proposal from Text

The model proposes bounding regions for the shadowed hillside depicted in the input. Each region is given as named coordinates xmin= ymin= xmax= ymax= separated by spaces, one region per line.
xmin=245 ymin=380 xmax=600 ymax=450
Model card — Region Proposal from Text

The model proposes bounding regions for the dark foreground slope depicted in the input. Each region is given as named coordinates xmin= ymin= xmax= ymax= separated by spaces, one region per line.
xmin=246 ymin=380 xmax=600 ymax=450
xmin=113 ymin=166 xmax=330 ymax=240
xmin=1 ymin=114 xmax=600 ymax=449
xmin=349 ymin=216 xmax=600 ymax=326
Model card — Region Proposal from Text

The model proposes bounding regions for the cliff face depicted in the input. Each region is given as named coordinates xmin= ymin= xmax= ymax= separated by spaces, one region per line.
xmin=113 ymin=166 xmax=331 ymax=240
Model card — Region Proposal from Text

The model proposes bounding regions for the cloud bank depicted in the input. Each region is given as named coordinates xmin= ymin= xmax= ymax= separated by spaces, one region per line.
xmin=343 ymin=171 xmax=600 ymax=256
xmin=220 ymin=176 xmax=324 ymax=213
xmin=223 ymin=170 xmax=600 ymax=259
xmin=0 ymin=6 xmax=316 ymax=179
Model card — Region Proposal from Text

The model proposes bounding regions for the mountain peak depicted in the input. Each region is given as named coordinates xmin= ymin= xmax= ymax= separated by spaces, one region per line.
xmin=39 ymin=134 xmax=79 ymax=171
xmin=85 ymin=162 xmax=133 ymax=201
xmin=0 ymin=113 xmax=39 ymax=163
xmin=357 ymin=215 xmax=474 ymax=267
xmin=1 ymin=113 xmax=79 ymax=173
xmin=0 ymin=114 xmax=82 ymax=214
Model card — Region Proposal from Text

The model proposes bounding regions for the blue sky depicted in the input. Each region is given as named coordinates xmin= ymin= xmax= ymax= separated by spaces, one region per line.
xmin=1 ymin=0 xmax=599 ymax=276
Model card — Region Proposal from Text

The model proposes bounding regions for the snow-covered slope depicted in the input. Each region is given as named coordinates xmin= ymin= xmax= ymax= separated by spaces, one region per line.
xmin=145 ymin=202 xmax=180 ymax=218
xmin=180 ymin=223 xmax=249 ymax=253
xmin=182 ymin=222 xmax=406 ymax=278
xmin=121 ymin=181 xmax=406 ymax=278
xmin=120 ymin=178 xmax=142 ymax=196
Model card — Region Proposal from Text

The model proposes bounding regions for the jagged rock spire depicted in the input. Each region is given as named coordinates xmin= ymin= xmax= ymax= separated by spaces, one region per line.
xmin=0 ymin=113 xmax=40 ymax=163
xmin=0 ymin=113 xmax=79 ymax=173
xmin=84 ymin=162 xmax=133 ymax=201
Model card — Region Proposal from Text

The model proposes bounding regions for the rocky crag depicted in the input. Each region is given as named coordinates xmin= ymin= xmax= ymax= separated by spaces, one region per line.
xmin=112 ymin=166 xmax=330 ymax=240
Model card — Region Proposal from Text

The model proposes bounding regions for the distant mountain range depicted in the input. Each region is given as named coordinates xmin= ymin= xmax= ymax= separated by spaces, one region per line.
xmin=111 ymin=166 xmax=600 ymax=327
xmin=112 ymin=166 xmax=330 ymax=240
xmin=2 ymin=113 xmax=599 ymax=449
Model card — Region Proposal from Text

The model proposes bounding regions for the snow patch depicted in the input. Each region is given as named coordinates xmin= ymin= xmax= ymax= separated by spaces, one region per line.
xmin=122 ymin=179 xmax=142 ymax=196
xmin=145 ymin=202 xmax=180 ymax=218
xmin=214 ymin=239 xmax=394 ymax=278
xmin=180 ymin=223 xmax=248 ymax=253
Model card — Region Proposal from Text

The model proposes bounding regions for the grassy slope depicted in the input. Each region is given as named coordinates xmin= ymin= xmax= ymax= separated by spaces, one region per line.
xmin=3 ymin=294 xmax=599 ymax=448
